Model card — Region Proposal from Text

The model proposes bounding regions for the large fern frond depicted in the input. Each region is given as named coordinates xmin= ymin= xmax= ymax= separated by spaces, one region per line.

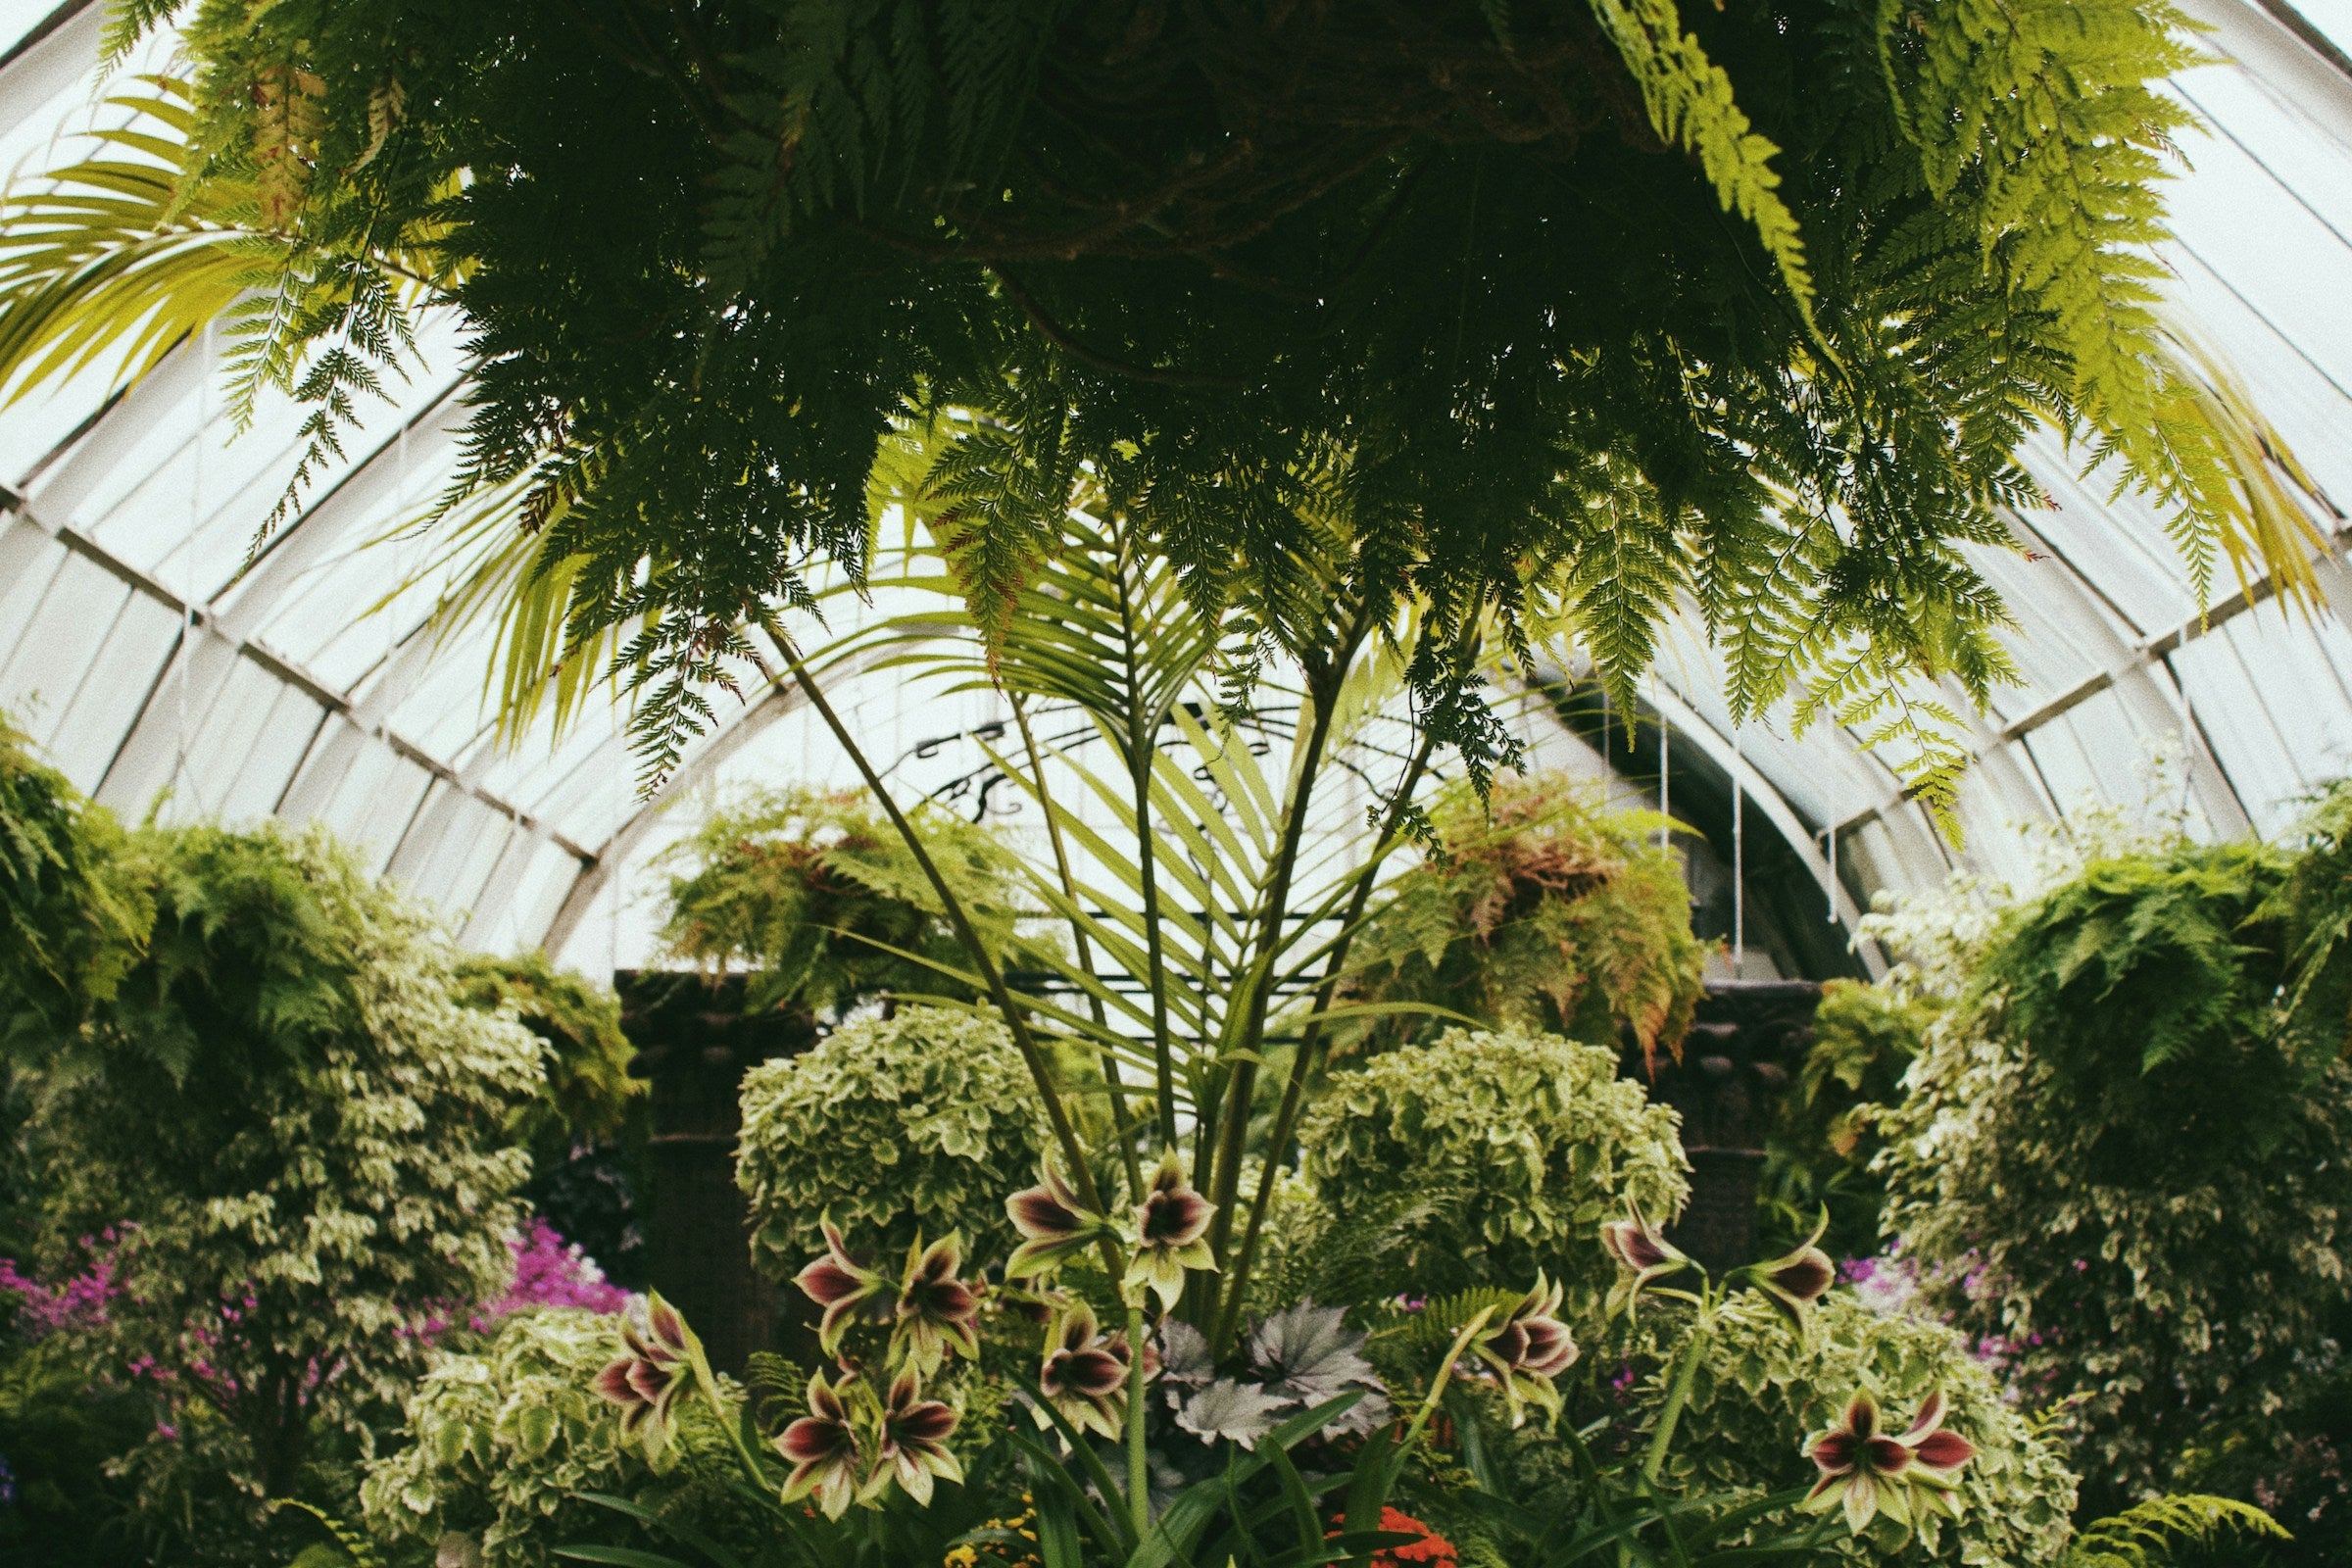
xmin=2062 ymin=1494 xmax=2287 ymax=1567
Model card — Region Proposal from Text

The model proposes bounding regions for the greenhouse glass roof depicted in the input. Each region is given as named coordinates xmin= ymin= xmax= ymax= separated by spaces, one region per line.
xmin=0 ymin=0 xmax=2348 ymax=980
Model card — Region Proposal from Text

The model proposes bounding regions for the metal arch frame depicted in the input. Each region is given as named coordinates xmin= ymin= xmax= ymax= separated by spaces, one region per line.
xmin=2 ymin=309 xmax=600 ymax=889
xmin=1819 ymin=491 xmax=2352 ymax=849
xmin=537 ymin=643 xmax=909 ymax=958
xmin=1603 ymin=673 xmax=1892 ymax=979
xmin=3 ymin=490 xmax=596 ymax=861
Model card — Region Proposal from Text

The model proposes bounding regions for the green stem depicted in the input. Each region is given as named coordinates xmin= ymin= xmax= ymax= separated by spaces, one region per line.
xmin=1125 ymin=1302 xmax=1151 ymax=1537
xmin=1109 ymin=533 xmax=1180 ymax=1150
xmin=698 ymin=1361 xmax=772 ymax=1492
xmin=761 ymin=624 xmax=1119 ymax=1262
xmin=1011 ymin=691 xmax=1145 ymax=1201
xmin=1406 ymin=1307 xmax=1494 ymax=1450
xmin=1641 ymin=1316 xmax=1710 ymax=1487
xmin=1201 ymin=674 xmax=1342 ymax=1276
xmin=1214 ymin=718 xmax=1441 ymax=1349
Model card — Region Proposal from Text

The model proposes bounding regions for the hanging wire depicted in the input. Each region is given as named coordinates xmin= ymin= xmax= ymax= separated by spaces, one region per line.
xmin=2177 ymin=616 xmax=2198 ymax=816
xmin=1599 ymin=683 xmax=1610 ymax=807
xmin=1732 ymin=720 xmax=1745 ymax=973
xmin=608 ymin=702 xmax=624 ymax=983
xmin=388 ymin=416 xmax=410 ymax=665
xmin=1826 ymin=821 xmax=1838 ymax=924
xmin=1655 ymin=676 xmax=1669 ymax=851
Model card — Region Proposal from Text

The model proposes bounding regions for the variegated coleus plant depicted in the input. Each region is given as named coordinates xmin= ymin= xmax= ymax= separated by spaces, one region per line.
xmin=589 ymin=1159 xmax=1982 ymax=1563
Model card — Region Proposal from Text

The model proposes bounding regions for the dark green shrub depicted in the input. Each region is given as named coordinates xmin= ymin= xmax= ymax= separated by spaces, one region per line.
xmin=28 ymin=825 xmax=544 ymax=1553
xmin=1759 ymin=979 xmax=1931 ymax=1258
xmin=1881 ymin=840 xmax=2352 ymax=1511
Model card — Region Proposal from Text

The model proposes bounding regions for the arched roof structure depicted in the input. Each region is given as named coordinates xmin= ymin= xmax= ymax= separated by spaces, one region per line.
xmin=0 ymin=0 xmax=2348 ymax=981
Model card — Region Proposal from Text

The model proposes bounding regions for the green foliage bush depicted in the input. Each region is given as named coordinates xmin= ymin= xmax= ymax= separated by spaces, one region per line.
xmin=452 ymin=951 xmax=638 ymax=1160
xmin=1290 ymin=1025 xmax=1687 ymax=1311
xmin=1344 ymin=775 xmax=1708 ymax=1064
xmin=736 ymin=1006 xmax=1048 ymax=1275
xmin=29 ymin=824 xmax=544 ymax=1529
xmin=661 ymin=787 xmax=1029 ymax=1020
xmin=1759 ymin=979 xmax=1931 ymax=1258
xmin=1879 ymin=838 xmax=2352 ymax=1510
xmin=360 ymin=1307 xmax=743 ymax=1568
xmin=0 ymin=1337 xmax=150 ymax=1563
xmin=0 ymin=714 xmax=142 ymax=1061
xmin=1632 ymin=1293 xmax=2079 ymax=1564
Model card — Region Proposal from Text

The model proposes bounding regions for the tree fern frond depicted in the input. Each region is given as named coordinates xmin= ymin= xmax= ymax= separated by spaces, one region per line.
xmin=1585 ymin=0 xmax=1817 ymax=323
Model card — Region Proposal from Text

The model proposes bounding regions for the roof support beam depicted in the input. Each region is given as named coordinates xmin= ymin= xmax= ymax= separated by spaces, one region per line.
xmin=3 ymin=495 xmax=594 ymax=863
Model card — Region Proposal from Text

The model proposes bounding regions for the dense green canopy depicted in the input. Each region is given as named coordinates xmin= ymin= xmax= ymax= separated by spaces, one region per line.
xmin=30 ymin=0 xmax=2249 ymax=806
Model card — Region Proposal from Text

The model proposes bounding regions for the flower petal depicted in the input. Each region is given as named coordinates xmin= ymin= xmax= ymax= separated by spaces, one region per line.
xmin=1911 ymin=1428 xmax=1975 ymax=1473
xmin=1810 ymin=1430 xmax=1859 ymax=1475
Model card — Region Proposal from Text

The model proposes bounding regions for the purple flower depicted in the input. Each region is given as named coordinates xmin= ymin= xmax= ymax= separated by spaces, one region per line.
xmin=0 ymin=1250 xmax=119 ymax=1340
xmin=477 ymin=1220 xmax=630 ymax=1327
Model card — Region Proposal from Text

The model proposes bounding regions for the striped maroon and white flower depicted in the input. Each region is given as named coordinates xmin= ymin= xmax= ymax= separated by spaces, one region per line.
xmin=796 ymin=1219 xmax=891 ymax=1356
xmin=1038 ymin=1300 xmax=1133 ymax=1441
xmin=891 ymin=1232 xmax=980 ymax=1376
xmin=776 ymin=1369 xmax=864 ymax=1519
xmin=1123 ymin=1150 xmax=1216 ymax=1310
xmin=591 ymin=1292 xmax=697 ymax=1460
xmin=1600 ymin=1198 xmax=1690 ymax=1319
xmin=1742 ymin=1212 xmax=1836 ymax=1336
xmin=1798 ymin=1389 xmax=1976 ymax=1534
xmin=873 ymin=1366 xmax=963 ymax=1505
xmin=1006 ymin=1163 xmax=1113 ymax=1280
xmin=1473 ymin=1273 xmax=1580 ymax=1427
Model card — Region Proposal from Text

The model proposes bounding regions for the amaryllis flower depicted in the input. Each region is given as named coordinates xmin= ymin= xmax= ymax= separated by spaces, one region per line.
xmin=1006 ymin=1164 xmax=1113 ymax=1280
xmin=1798 ymin=1389 xmax=1977 ymax=1534
xmin=592 ymin=1292 xmax=699 ymax=1460
xmin=1741 ymin=1212 xmax=1836 ymax=1335
xmin=1600 ymin=1198 xmax=1690 ymax=1319
xmin=1037 ymin=1300 xmax=1132 ymax=1441
xmin=777 ymin=1369 xmax=865 ymax=1519
xmin=797 ymin=1220 xmax=891 ymax=1355
xmin=1472 ymin=1274 xmax=1579 ymax=1428
xmin=890 ymin=1233 xmax=980 ymax=1376
xmin=1122 ymin=1151 xmax=1216 ymax=1310
xmin=873 ymin=1366 xmax=963 ymax=1505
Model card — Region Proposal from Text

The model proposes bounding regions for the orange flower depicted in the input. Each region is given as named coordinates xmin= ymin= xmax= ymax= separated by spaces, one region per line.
xmin=1330 ymin=1507 xmax=1458 ymax=1568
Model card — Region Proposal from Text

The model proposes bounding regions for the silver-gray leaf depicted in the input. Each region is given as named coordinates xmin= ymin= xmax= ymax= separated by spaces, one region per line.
xmin=1249 ymin=1298 xmax=1382 ymax=1405
xmin=1175 ymin=1378 xmax=1294 ymax=1449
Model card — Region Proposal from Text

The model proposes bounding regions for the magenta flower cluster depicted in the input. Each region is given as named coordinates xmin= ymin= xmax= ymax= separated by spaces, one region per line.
xmin=0 ymin=1233 xmax=121 ymax=1341
xmin=413 ymin=1218 xmax=632 ymax=1341
xmin=486 ymin=1218 xmax=631 ymax=1321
